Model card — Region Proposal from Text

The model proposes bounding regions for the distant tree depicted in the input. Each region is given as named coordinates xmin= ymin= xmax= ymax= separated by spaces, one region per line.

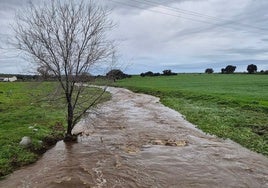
xmin=78 ymin=72 xmax=94 ymax=82
xmin=162 ymin=69 xmax=177 ymax=76
xmin=221 ymin=65 xmax=236 ymax=74
xmin=37 ymin=65 xmax=52 ymax=80
xmin=106 ymin=69 xmax=129 ymax=81
xmin=141 ymin=70 xmax=177 ymax=77
xmin=226 ymin=65 xmax=236 ymax=74
xmin=143 ymin=71 xmax=154 ymax=77
xmin=140 ymin=73 xmax=145 ymax=77
xmin=259 ymin=70 xmax=268 ymax=74
xmin=163 ymin=69 xmax=171 ymax=75
xmin=247 ymin=64 xmax=257 ymax=74
xmin=205 ymin=68 xmax=214 ymax=74
xmin=140 ymin=71 xmax=161 ymax=77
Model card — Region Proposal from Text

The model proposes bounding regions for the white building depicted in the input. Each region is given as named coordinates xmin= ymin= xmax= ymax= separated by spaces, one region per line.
xmin=3 ymin=76 xmax=17 ymax=82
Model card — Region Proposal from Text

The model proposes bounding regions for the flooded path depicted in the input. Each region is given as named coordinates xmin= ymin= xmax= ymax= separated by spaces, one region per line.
xmin=1 ymin=87 xmax=268 ymax=187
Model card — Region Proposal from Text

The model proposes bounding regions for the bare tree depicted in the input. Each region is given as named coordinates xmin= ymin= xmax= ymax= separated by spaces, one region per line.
xmin=13 ymin=0 xmax=115 ymax=140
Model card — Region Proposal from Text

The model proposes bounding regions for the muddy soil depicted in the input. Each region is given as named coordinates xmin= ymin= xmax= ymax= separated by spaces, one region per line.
xmin=1 ymin=87 xmax=268 ymax=188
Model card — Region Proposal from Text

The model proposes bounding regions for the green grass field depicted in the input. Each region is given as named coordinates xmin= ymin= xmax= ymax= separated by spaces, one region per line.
xmin=114 ymin=74 xmax=268 ymax=156
xmin=0 ymin=82 xmax=110 ymax=177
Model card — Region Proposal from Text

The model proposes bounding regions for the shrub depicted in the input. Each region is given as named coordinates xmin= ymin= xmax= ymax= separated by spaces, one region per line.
xmin=221 ymin=65 xmax=236 ymax=74
xmin=162 ymin=70 xmax=177 ymax=76
xmin=106 ymin=69 xmax=130 ymax=80
xmin=140 ymin=70 xmax=176 ymax=77
xmin=260 ymin=70 xmax=268 ymax=74
xmin=247 ymin=64 xmax=257 ymax=74
xmin=205 ymin=68 xmax=214 ymax=74
xmin=140 ymin=71 xmax=154 ymax=77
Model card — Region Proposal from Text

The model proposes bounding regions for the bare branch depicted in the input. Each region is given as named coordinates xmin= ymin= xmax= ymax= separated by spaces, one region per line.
xmin=13 ymin=0 xmax=115 ymax=137
xmin=73 ymin=86 xmax=107 ymax=125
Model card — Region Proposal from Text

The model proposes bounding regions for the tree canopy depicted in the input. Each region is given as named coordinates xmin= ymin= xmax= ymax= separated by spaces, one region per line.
xmin=221 ymin=65 xmax=236 ymax=74
xmin=247 ymin=64 xmax=257 ymax=74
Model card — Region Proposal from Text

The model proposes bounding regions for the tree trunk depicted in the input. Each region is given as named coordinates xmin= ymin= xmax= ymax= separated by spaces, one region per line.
xmin=67 ymin=102 xmax=73 ymax=135
xmin=64 ymin=99 xmax=77 ymax=142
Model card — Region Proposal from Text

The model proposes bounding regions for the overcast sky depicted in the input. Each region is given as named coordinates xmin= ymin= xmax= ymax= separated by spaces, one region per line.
xmin=1 ymin=0 xmax=268 ymax=74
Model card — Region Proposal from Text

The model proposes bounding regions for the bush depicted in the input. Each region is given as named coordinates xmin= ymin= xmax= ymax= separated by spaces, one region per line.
xmin=259 ymin=70 xmax=268 ymax=74
xmin=205 ymin=68 xmax=214 ymax=74
xmin=162 ymin=70 xmax=177 ymax=76
xmin=145 ymin=71 xmax=154 ymax=76
xmin=140 ymin=71 xmax=155 ymax=77
xmin=106 ymin=69 xmax=130 ymax=81
xmin=77 ymin=72 xmax=94 ymax=82
xmin=221 ymin=65 xmax=236 ymax=74
xmin=247 ymin=64 xmax=257 ymax=74
xmin=140 ymin=70 xmax=177 ymax=77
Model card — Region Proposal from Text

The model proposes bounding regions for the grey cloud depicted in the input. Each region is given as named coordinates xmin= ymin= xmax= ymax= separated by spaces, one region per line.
xmin=222 ymin=48 xmax=268 ymax=55
xmin=217 ymin=59 xmax=268 ymax=67
xmin=0 ymin=58 xmax=29 ymax=74
xmin=164 ymin=4 xmax=268 ymax=42
xmin=0 ymin=0 xmax=26 ymax=11
xmin=106 ymin=0 xmax=203 ymax=15
xmin=227 ymin=0 xmax=268 ymax=32
xmin=172 ymin=0 xmax=268 ymax=40
xmin=170 ymin=25 xmax=218 ymax=41
xmin=1 ymin=0 xmax=268 ymax=74
xmin=133 ymin=56 xmax=154 ymax=61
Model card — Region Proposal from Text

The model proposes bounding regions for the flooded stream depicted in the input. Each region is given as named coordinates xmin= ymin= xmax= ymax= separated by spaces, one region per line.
xmin=1 ymin=87 xmax=268 ymax=187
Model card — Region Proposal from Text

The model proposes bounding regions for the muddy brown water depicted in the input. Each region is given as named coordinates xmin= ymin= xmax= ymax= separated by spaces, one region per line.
xmin=1 ymin=87 xmax=268 ymax=188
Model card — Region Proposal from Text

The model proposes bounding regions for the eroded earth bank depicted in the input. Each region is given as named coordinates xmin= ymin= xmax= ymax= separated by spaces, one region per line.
xmin=1 ymin=87 xmax=268 ymax=188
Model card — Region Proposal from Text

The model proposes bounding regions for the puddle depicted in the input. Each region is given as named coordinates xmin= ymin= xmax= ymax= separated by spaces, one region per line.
xmin=1 ymin=87 xmax=268 ymax=188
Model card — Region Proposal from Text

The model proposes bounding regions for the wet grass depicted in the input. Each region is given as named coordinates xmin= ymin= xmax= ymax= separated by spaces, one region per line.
xmin=0 ymin=82 xmax=110 ymax=177
xmin=114 ymin=74 xmax=268 ymax=156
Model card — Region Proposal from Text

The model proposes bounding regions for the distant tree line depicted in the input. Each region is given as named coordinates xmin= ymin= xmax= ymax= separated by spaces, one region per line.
xmin=0 ymin=69 xmax=131 ymax=82
xmin=2 ymin=64 xmax=267 ymax=82
xmin=140 ymin=70 xmax=177 ymax=77
xmin=205 ymin=64 xmax=268 ymax=74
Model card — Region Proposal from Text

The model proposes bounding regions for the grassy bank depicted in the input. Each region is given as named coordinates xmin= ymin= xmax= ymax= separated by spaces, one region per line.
xmin=114 ymin=74 xmax=268 ymax=156
xmin=0 ymin=82 xmax=110 ymax=177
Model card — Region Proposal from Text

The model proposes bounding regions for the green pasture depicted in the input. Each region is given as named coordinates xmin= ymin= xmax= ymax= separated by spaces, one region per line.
xmin=0 ymin=82 xmax=110 ymax=177
xmin=114 ymin=74 xmax=268 ymax=156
